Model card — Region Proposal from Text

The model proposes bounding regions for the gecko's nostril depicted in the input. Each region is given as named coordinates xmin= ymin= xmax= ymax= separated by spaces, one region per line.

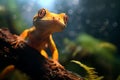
xmin=53 ymin=17 xmax=60 ymax=20
xmin=64 ymin=15 xmax=68 ymax=24
xmin=53 ymin=17 xmax=55 ymax=20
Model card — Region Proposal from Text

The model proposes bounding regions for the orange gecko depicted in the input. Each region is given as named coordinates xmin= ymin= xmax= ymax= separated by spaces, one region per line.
xmin=20 ymin=8 xmax=68 ymax=61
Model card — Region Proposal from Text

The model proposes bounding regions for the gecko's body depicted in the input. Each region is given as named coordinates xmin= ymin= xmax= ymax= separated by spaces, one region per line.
xmin=20 ymin=8 xmax=68 ymax=60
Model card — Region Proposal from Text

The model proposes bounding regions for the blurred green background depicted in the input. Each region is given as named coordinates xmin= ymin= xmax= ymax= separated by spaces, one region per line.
xmin=0 ymin=0 xmax=120 ymax=80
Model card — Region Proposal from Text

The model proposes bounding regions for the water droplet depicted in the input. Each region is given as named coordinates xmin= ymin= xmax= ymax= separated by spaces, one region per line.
xmin=112 ymin=22 xmax=118 ymax=27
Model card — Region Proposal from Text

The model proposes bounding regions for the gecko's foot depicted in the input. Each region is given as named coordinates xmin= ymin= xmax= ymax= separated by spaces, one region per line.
xmin=11 ymin=35 xmax=25 ymax=48
xmin=49 ymin=59 xmax=64 ymax=70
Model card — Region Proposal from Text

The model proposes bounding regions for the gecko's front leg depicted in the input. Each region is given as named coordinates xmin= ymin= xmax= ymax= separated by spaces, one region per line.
xmin=48 ymin=35 xmax=59 ymax=61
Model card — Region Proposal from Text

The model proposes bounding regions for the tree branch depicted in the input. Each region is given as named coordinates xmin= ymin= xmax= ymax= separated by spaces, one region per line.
xmin=0 ymin=28 xmax=83 ymax=80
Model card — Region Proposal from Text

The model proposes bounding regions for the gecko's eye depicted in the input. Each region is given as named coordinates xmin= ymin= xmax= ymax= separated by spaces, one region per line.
xmin=38 ymin=8 xmax=46 ymax=18
xmin=64 ymin=15 xmax=68 ymax=24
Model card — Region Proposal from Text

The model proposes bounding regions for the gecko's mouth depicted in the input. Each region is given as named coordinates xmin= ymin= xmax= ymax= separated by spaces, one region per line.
xmin=35 ymin=20 xmax=66 ymax=28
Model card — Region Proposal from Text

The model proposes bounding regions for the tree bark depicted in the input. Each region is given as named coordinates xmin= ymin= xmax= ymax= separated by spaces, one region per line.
xmin=0 ymin=28 xmax=83 ymax=80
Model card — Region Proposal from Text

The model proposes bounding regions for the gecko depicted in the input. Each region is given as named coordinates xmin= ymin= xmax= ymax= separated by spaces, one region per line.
xmin=20 ymin=8 xmax=68 ymax=61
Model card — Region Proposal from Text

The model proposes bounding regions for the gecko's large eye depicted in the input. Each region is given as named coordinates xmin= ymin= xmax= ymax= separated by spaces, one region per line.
xmin=38 ymin=8 xmax=46 ymax=18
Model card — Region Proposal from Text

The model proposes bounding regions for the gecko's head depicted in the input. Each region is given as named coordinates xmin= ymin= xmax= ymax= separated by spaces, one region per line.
xmin=33 ymin=8 xmax=68 ymax=32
